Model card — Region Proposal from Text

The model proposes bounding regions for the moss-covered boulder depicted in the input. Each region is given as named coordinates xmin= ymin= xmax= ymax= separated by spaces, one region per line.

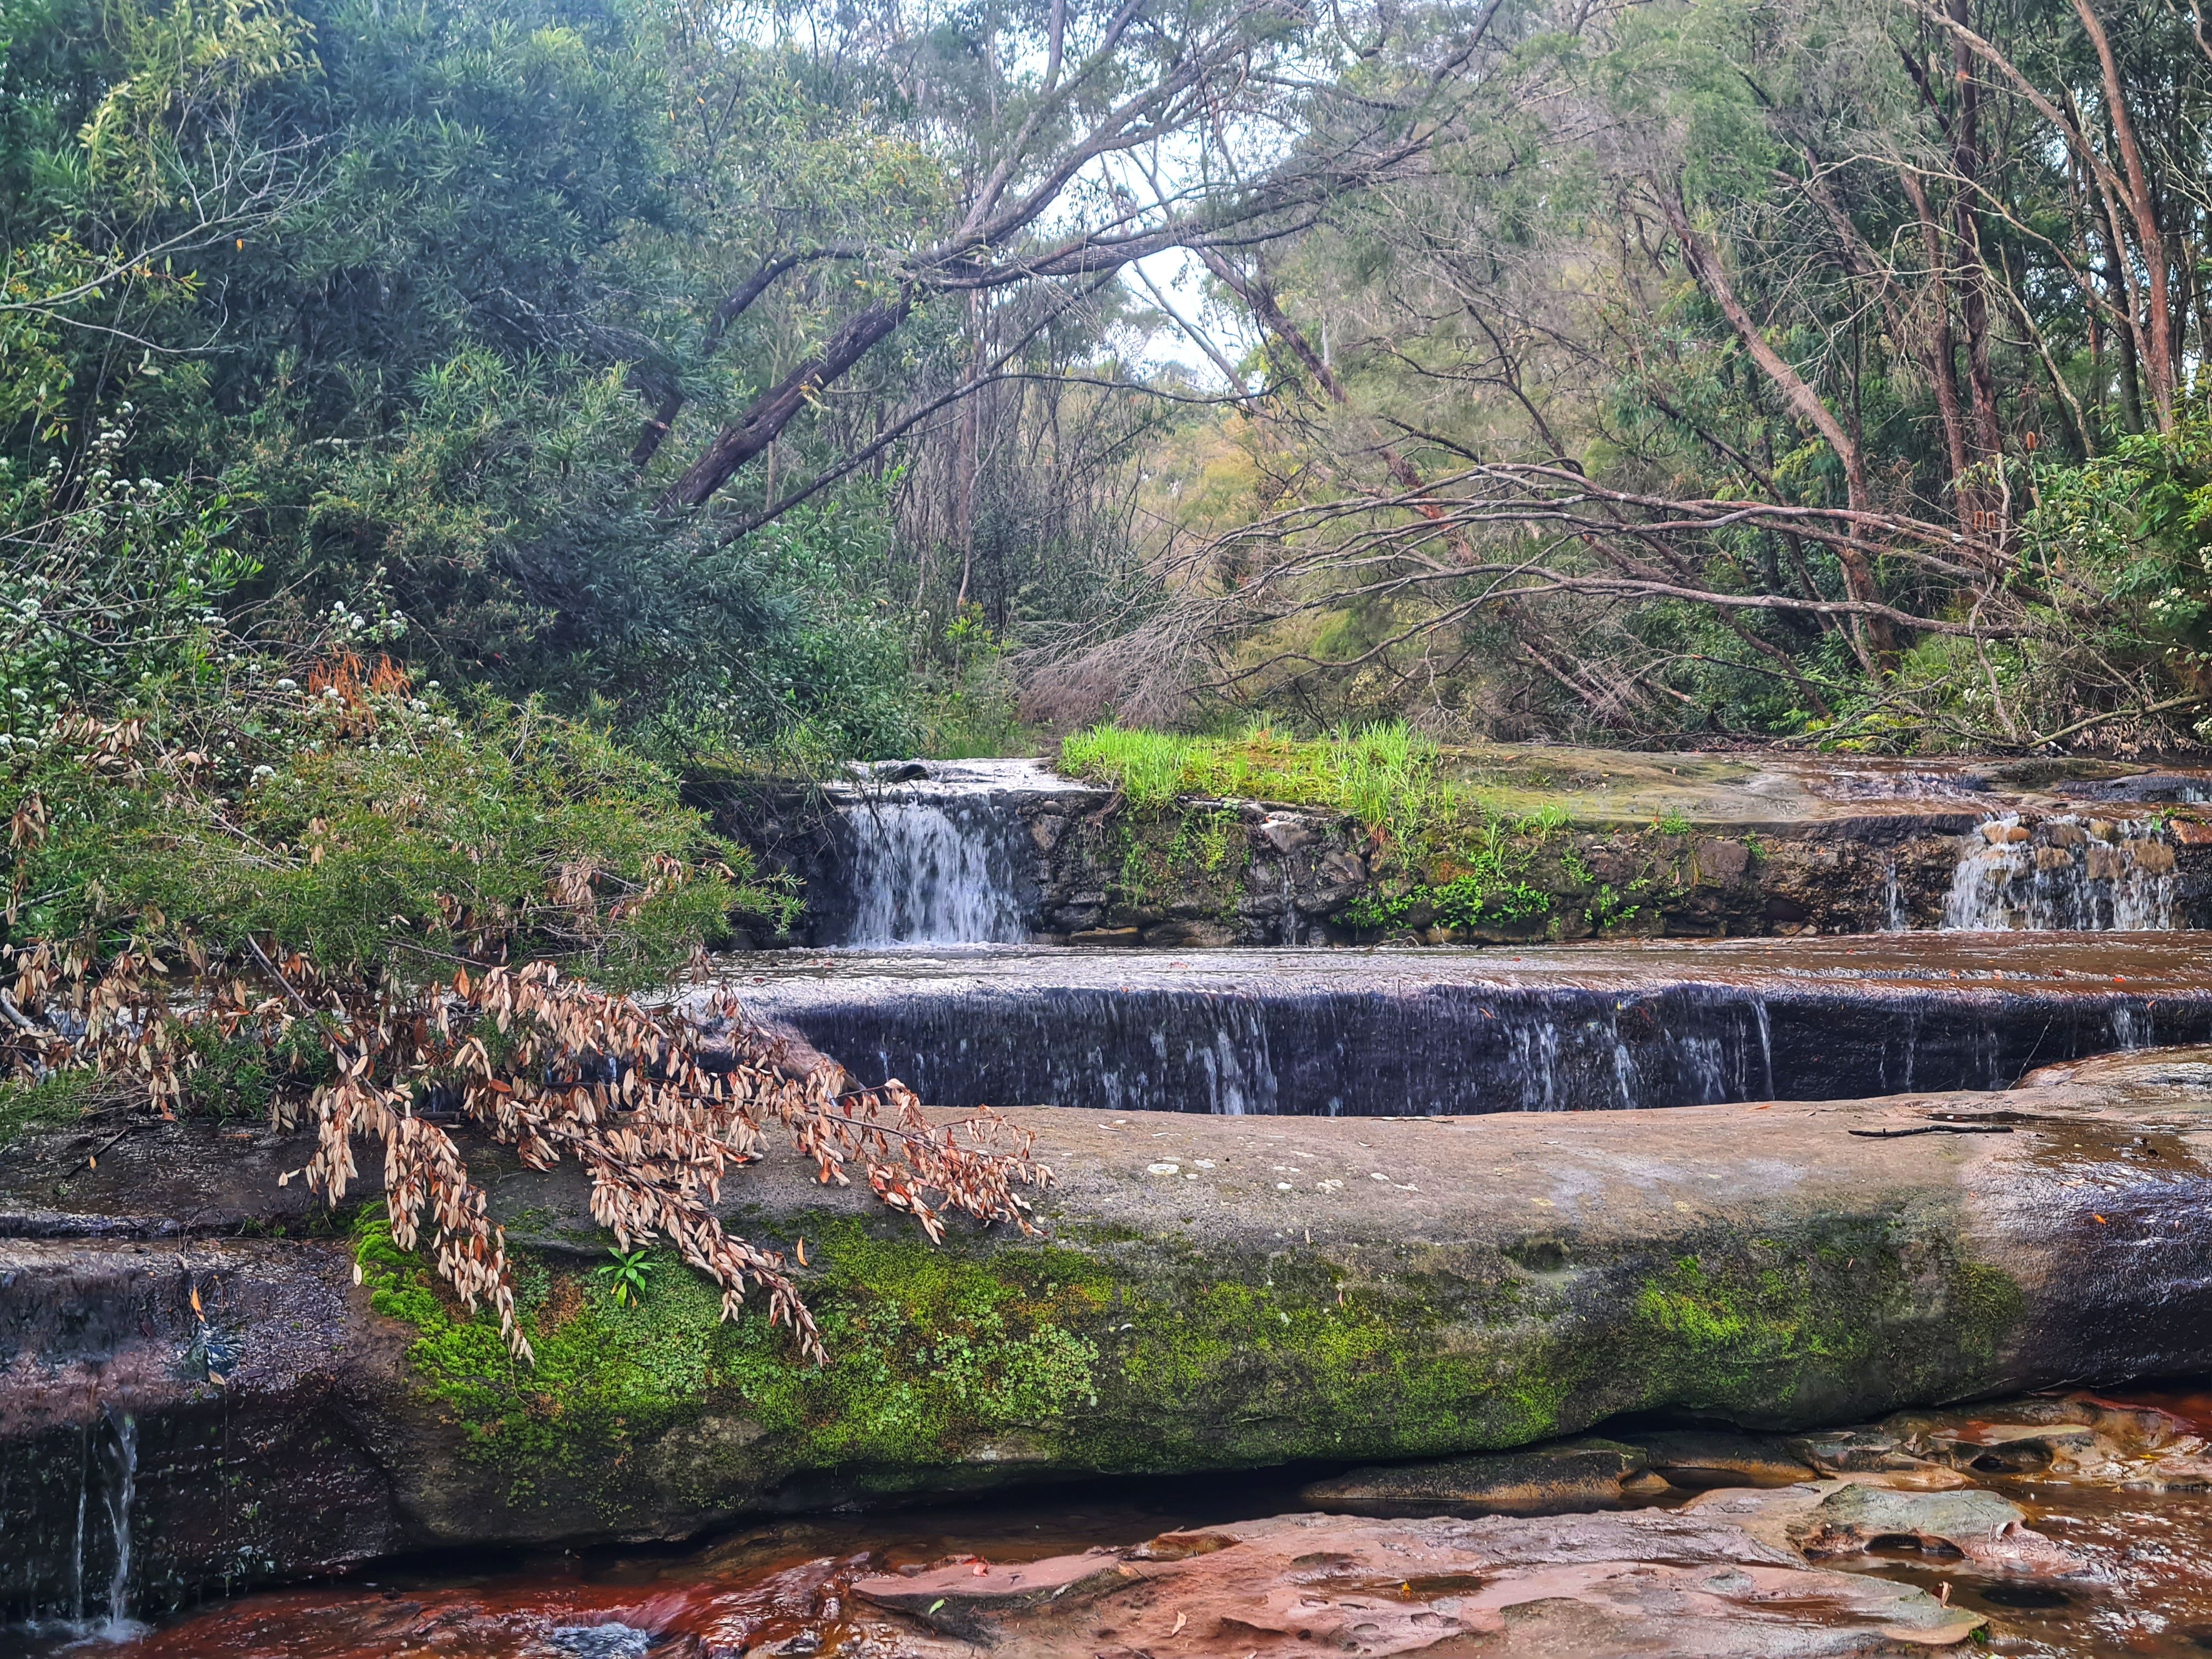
xmin=7 ymin=1052 xmax=2212 ymax=1615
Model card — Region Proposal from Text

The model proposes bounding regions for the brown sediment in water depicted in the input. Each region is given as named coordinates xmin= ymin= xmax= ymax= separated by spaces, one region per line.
xmin=43 ymin=1386 xmax=2212 ymax=1659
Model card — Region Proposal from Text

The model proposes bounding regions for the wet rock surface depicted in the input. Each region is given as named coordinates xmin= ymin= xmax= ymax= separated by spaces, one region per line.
xmin=54 ymin=1389 xmax=2212 ymax=1657
xmin=852 ymin=1509 xmax=1986 ymax=1656
xmin=8 ymin=1047 xmax=2212 ymax=1620
xmin=721 ymin=753 xmax=2212 ymax=946
xmin=729 ymin=935 xmax=2212 ymax=1114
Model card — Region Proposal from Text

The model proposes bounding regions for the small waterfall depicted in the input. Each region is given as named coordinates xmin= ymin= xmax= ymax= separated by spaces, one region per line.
xmin=2113 ymin=1005 xmax=2154 ymax=1050
xmin=741 ymin=945 xmax=2212 ymax=1118
xmin=1881 ymin=862 xmax=1909 ymax=931
xmin=1752 ymin=1000 xmax=1774 ymax=1096
xmin=46 ymin=1409 xmax=142 ymax=1639
xmin=1509 ymin=1023 xmax=1562 ymax=1110
xmin=844 ymin=800 xmax=1026 ymax=945
xmin=101 ymin=1412 xmax=138 ymax=1639
xmin=1944 ymin=815 xmax=2178 ymax=930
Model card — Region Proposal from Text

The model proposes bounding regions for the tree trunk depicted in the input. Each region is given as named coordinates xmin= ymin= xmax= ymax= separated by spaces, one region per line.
xmin=658 ymin=295 xmax=913 ymax=512
xmin=1656 ymin=189 xmax=1893 ymax=669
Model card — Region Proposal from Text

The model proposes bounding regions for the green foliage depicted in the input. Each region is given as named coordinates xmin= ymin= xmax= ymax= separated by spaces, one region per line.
xmin=1 ymin=413 xmax=256 ymax=740
xmin=0 ymin=1069 xmax=93 ymax=1147
xmin=594 ymin=1247 xmax=654 ymax=1307
xmin=1069 ymin=723 xmax=1586 ymax=934
xmin=8 ymin=671 xmax=795 ymax=985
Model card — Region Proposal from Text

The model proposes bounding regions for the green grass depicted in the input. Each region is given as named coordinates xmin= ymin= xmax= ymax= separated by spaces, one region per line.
xmin=0 ymin=1070 xmax=94 ymax=1147
xmin=1062 ymin=723 xmax=1585 ymax=935
xmin=1060 ymin=721 xmax=1464 ymax=841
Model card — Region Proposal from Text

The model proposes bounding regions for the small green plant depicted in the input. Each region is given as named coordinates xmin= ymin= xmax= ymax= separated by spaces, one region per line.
xmin=0 ymin=1070 xmax=94 ymax=1148
xmin=1655 ymin=808 xmax=1693 ymax=836
xmin=595 ymin=1247 xmax=656 ymax=1307
xmin=1590 ymin=884 xmax=1639 ymax=930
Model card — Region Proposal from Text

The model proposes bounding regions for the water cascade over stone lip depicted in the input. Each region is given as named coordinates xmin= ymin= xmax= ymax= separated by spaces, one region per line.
xmin=724 ymin=934 xmax=2212 ymax=1116
xmin=1944 ymin=815 xmax=2181 ymax=930
xmin=807 ymin=758 xmax=1092 ymax=947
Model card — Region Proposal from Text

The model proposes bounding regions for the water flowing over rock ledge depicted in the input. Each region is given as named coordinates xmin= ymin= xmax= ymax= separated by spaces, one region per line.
xmin=7 ymin=1046 xmax=2212 ymax=1620
xmin=729 ymin=935 xmax=2212 ymax=1115
xmin=725 ymin=753 xmax=2212 ymax=947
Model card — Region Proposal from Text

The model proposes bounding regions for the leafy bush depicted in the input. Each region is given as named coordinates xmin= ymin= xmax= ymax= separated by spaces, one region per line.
xmin=7 ymin=664 xmax=794 ymax=988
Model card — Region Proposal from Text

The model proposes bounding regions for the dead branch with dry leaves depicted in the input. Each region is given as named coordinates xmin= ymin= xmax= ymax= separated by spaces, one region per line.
xmin=3 ymin=945 xmax=1051 ymax=1365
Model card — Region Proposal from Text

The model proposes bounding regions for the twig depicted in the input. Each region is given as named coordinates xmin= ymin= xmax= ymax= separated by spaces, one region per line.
xmin=2029 ymin=692 xmax=2208 ymax=749
xmin=245 ymin=936 xmax=314 ymax=1015
xmin=81 ymin=1122 xmax=146 ymax=1167
xmin=1848 ymin=1123 xmax=2017 ymax=1138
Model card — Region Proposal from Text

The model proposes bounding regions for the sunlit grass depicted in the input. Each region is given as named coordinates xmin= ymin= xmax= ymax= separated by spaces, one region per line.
xmin=1060 ymin=722 xmax=1587 ymax=933
xmin=1061 ymin=721 xmax=1505 ymax=842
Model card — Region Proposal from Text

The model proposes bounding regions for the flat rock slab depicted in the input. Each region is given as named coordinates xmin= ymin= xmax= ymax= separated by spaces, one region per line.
xmin=851 ymin=1509 xmax=1988 ymax=1655
xmin=7 ymin=1049 xmax=2212 ymax=1613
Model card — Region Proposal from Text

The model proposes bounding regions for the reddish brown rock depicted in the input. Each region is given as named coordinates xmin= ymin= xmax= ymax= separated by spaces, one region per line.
xmin=850 ymin=1509 xmax=1987 ymax=1656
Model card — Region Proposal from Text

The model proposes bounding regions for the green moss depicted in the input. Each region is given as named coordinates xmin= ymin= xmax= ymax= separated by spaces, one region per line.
xmin=354 ymin=1202 xmax=2028 ymax=1520
xmin=1612 ymin=1224 xmax=2027 ymax=1421
xmin=1099 ymin=808 xmax=1251 ymax=920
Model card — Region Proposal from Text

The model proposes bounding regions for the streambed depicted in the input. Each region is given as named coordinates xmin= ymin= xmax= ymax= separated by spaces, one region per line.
xmin=729 ymin=934 xmax=2212 ymax=1115
xmin=27 ymin=1388 xmax=2212 ymax=1658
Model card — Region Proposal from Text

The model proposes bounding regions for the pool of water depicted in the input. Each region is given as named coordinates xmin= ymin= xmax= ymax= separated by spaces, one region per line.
xmin=35 ymin=1392 xmax=2212 ymax=1659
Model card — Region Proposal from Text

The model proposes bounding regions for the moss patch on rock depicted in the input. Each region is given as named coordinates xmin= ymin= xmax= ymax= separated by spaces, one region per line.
xmin=355 ymin=1197 xmax=2027 ymax=1526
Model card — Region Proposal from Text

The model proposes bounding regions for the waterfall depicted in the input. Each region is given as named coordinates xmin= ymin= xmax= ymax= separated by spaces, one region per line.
xmin=1881 ymin=862 xmax=1908 ymax=931
xmin=844 ymin=800 xmax=1026 ymax=945
xmin=2112 ymin=1005 xmax=2154 ymax=1050
xmin=823 ymin=759 xmax=1077 ymax=946
xmin=101 ymin=1412 xmax=138 ymax=1639
xmin=738 ymin=943 xmax=2212 ymax=1118
xmin=1944 ymin=815 xmax=2178 ymax=930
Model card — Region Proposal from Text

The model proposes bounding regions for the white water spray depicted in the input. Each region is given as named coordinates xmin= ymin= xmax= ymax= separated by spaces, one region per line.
xmin=844 ymin=801 xmax=1026 ymax=945
xmin=1944 ymin=816 xmax=2178 ymax=930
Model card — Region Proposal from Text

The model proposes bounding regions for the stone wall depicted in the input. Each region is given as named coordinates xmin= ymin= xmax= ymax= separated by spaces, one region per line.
xmin=724 ymin=784 xmax=2212 ymax=946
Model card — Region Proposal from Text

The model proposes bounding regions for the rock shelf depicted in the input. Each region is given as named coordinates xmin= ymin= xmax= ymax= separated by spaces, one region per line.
xmin=7 ymin=1046 xmax=2212 ymax=1620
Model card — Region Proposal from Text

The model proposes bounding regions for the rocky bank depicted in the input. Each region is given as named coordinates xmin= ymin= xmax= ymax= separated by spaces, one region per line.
xmin=7 ymin=1046 xmax=2212 ymax=1619
xmin=727 ymin=749 xmax=2212 ymax=947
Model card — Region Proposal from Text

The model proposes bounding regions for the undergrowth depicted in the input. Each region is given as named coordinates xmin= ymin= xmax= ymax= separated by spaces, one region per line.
xmin=1063 ymin=722 xmax=1577 ymax=932
xmin=0 ymin=1070 xmax=93 ymax=1148
xmin=7 ymin=665 xmax=797 ymax=990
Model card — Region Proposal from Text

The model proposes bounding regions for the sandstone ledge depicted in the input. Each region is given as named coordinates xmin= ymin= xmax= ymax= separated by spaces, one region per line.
xmin=4 ymin=1052 xmax=2212 ymax=1615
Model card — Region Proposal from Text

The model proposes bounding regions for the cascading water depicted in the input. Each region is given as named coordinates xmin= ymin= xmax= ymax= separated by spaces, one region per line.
xmin=1944 ymin=815 xmax=2179 ymax=930
xmin=1881 ymin=862 xmax=1909 ymax=931
xmin=100 ymin=1413 xmax=138 ymax=1640
xmin=731 ymin=938 xmax=2212 ymax=1117
xmin=818 ymin=759 xmax=1087 ymax=947
xmin=843 ymin=800 xmax=1027 ymax=945
xmin=43 ymin=1409 xmax=141 ymax=1641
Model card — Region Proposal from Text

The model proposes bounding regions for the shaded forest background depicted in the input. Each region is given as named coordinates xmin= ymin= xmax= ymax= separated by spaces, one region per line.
xmin=13 ymin=0 xmax=2212 ymax=765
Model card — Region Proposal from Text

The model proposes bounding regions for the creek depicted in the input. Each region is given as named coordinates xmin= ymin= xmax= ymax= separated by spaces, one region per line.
xmin=15 ymin=754 xmax=2212 ymax=1656
xmin=28 ymin=1387 xmax=2212 ymax=1659
xmin=733 ymin=935 xmax=2212 ymax=1116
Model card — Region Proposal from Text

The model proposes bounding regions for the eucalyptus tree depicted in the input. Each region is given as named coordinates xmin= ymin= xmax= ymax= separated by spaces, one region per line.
xmin=1049 ymin=0 xmax=2212 ymax=750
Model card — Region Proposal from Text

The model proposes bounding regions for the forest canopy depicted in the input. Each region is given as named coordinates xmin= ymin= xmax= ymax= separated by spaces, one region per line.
xmin=7 ymin=0 xmax=2212 ymax=763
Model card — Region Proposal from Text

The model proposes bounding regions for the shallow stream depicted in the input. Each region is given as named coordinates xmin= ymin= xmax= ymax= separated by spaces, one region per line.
xmin=29 ymin=1391 xmax=2212 ymax=1659
xmin=730 ymin=934 xmax=2212 ymax=1115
